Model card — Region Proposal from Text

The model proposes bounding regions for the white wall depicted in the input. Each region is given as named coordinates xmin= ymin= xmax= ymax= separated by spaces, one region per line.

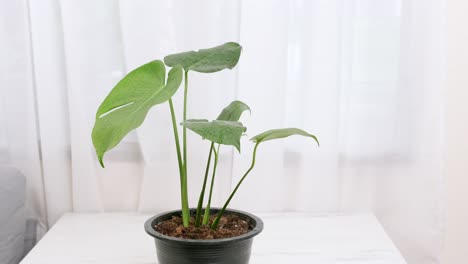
xmin=444 ymin=0 xmax=468 ymax=263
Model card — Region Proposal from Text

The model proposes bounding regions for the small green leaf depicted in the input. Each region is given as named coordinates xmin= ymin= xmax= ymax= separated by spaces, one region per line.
xmin=164 ymin=42 xmax=242 ymax=73
xmin=216 ymin=100 xmax=250 ymax=122
xmin=251 ymin=128 xmax=319 ymax=146
xmin=92 ymin=61 xmax=183 ymax=167
xmin=181 ymin=119 xmax=246 ymax=152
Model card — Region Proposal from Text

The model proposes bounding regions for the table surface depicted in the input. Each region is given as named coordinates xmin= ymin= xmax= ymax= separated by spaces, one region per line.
xmin=20 ymin=212 xmax=407 ymax=264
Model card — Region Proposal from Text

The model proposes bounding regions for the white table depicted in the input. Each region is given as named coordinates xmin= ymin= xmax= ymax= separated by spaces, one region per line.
xmin=20 ymin=213 xmax=407 ymax=264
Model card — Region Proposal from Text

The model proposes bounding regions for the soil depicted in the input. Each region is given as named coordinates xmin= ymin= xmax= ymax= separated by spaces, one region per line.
xmin=154 ymin=213 xmax=252 ymax=239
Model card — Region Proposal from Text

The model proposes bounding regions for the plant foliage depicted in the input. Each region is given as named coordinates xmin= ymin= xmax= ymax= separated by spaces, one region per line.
xmin=92 ymin=43 xmax=318 ymax=230
xmin=92 ymin=61 xmax=182 ymax=167
xmin=164 ymin=42 xmax=242 ymax=73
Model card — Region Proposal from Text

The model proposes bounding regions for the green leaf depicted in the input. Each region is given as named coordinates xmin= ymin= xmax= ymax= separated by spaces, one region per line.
xmin=92 ymin=60 xmax=183 ymax=167
xmin=251 ymin=128 xmax=319 ymax=146
xmin=181 ymin=119 xmax=247 ymax=151
xmin=164 ymin=42 xmax=242 ymax=73
xmin=216 ymin=100 xmax=250 ymax=122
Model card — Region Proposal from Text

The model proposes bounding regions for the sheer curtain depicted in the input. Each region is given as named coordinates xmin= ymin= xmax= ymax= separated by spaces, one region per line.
xmin=0 ymin=0 xmax=445 ymax=263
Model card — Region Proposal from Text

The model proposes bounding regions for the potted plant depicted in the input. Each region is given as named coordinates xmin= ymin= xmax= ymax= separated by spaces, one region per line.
xmin=92 ymin=42 xmax=319 ymax=264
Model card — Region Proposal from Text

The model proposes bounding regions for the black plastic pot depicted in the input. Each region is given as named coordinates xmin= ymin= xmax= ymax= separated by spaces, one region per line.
xmin=144 ymin=208 xmax=263 ymax=264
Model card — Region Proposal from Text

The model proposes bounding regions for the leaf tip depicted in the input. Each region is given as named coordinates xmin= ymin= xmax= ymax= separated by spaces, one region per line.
xmin=98 ymin=155 xmax=105 ymax=168
xmin=308 ymin=134 xmax=320 ymax=147
xmin=235 ymin=144 xmax=241 ymax=153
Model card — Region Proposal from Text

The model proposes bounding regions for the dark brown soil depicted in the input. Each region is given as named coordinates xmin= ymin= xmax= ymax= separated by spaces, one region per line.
xmin=154 ymin=213 xmax=251 ymax=239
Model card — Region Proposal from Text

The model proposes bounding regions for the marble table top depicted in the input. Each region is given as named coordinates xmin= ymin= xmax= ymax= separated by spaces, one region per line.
xmin=20 ymin=212 xmax=407 ymax=264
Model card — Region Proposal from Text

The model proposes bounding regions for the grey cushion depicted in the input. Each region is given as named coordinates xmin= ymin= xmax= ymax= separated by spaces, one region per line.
xmin=23 ymin=218 xmax=37 ymax=258
xmin=0 ymin=166 xmax=26 ymax=264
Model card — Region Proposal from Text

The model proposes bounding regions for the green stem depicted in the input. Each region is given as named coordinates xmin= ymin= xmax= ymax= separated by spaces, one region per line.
xmin=168 ymin=99 xmax=189 ymax=227
xmin=211 ymin=143 xmax=260 ymax=229
xmin=195 ymin=143 xmax=214 ymax=227
xmin=183 ymin=70 xmax=189 ymax=173
xmin=182 ymin=70 xmax=190 ymax=226
xmin=203 ymin=144 xmax=220 ymax=225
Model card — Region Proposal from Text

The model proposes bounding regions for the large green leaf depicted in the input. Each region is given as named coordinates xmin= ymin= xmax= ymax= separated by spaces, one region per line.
xmin=216 ymin=100 xmax=250 ymax=121
xmin=92 ymin=60 xmax=183 ymax=167
xmin=180 ymin=119 xmax=246 ymax=151
xmin=164 ymin=42 xmax=242 ymax=73
xmin=251 ymin=128 xmax=319 ymax=146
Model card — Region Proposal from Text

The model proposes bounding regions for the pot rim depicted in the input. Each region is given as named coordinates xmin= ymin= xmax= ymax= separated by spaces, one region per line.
xmin=144 ymin=207 xmax=263 ymax=245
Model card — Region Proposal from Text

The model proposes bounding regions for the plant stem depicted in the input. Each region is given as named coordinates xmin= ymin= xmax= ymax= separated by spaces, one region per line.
xmin=181 ymin=70 xmax=190 ymax=226
xmin=211 ymin=143 xmax=260 ymax=229
xmin=203 ymin=144 xmax=221 ymax=225
xmin=195 ymin=143 xmax=214 ymax=227
xmin=168 ymin=99 xmax=189 ymax=227
xmin=183 ymin=70 xmax=188 ymax=180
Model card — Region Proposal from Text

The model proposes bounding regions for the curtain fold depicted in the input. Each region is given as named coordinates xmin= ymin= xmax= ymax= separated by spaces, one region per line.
xmin=0 ymin=0 xmax=445 ymax=263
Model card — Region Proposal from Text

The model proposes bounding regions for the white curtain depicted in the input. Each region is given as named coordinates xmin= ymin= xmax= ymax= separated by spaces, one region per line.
xmin=0 ymin=0 xmax=445 ymax=263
